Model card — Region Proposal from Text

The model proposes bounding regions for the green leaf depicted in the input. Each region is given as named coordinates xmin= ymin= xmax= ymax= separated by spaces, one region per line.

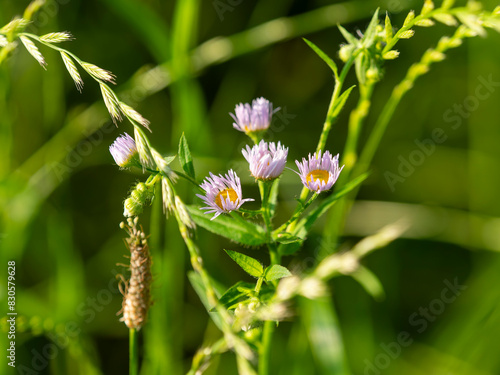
xmin=188 ymin=272 xmax=224 ymax=330
xmin=298 ymin=173 xmax=370 ymax=234
xmin=217 ymin=281 xmax=255 ymax=310
xmin=337 ymin=24 xmax=358 ymax=46
xmin=273 ymin=232 xmax=303 ymax=244
xmin=303 ymin=38 xmax=338 ymax=80
xmin=178 ymin=132 xmax=195 ymax=179
xmin=264 ymin=265 xmax=292 ymax=282
xmin=384 ymin=13 xmax=393 ymax=44
xmin=225 ymin=250 xmax=264 ymax=278
xmin=187 ymin=205 xmax=267 ymax=246
xmin=362 ymin=8 xmax=380 ymax=47
xmin=329 ymin=85 xmax=356 ymax=121
xmin=300 ymin=297 xmax=350 ymax=375
xmin=163 ymin=155 xmax=176 ymax=165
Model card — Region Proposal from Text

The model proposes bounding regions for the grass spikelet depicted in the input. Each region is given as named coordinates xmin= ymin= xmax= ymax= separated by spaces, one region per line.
xmin=81 ymin=61 xmax=116 ymax=84
xmin=60 ymin=51 xmax=83 ymax=92
xmin=39 ymin=31 xmax=73 ymax=43
xmin=19 ymin=36 xmax=46 ymax=68
xmin=0 ymin=18 xmax=30 ymax=34
xmin=100 ymin=82 xmax=122 ymax=123
xmin=119 ymin=217 xmax=152 ymax=331
xmin=119 ymin=102 xmax=151 ymax=130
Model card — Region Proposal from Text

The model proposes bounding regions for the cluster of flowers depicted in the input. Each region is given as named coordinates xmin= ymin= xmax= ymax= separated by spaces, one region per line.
xmin=198 ymin=97 xmax=344 ymax=219
xmin=109 ymin=97 xmax=344 ymax=220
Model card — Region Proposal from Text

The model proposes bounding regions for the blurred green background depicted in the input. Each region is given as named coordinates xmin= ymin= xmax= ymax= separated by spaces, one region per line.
xmin=1 ymin=0 xmax=500 ymax=374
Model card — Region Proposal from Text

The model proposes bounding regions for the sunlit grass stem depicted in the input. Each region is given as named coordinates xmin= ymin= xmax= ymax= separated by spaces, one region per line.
xmin=129 ymin=328 xmax=139 ymax=375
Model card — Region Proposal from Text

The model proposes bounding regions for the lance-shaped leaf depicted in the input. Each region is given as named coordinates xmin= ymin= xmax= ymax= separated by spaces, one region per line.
xmin=178 ymin=132 xmax=195 ymax=179
xmin=338 ymin=24 xmax=359 ymax=46
xmin=224 ymin=250 xmax=264 ymax=278
xmin=362 ymin=8 xmax=380 ymax=47
xmin=385 ymin=13 xmax=393 ymax=44
xmin=303 ymin=38 xmax=338 ymax=80
xmin=328 ymin=85 xmax=356 ymax=122
xmin=187 ymin=206 xmax=267 ymax=246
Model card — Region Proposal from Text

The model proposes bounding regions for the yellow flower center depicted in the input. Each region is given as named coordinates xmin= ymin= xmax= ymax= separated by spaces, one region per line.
xmin=215 ymin=188 xmax=238 ymax=209
xmin=306 ymin=169 xmax=329 ymax=185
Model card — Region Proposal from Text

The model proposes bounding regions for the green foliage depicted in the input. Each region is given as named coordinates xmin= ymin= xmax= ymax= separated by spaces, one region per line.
xmin=187 ymin=206 xmax=267 ymax=246
xmin=263 ymin=265 xmax=291 ymax=282
xmin=224 ymin=250 xmax=264 ymax=278
xmin=3 ymin=1 xmax=500 ymax=374
xmin=178 ymin=132 xmax=195 ymax=179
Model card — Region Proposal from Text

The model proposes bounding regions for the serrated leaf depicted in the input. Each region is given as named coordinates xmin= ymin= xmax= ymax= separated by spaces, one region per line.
xmin=274 ymin=232 xmax=303 ymax=244
xmin=303 ymin=38 xmax=338 ymax=79
xmin=432 ymin=13 xmax=457 ymax=26
xmin=398 ymin=29 xmax=415 ymax=39
xmin=264 ymin=265 xmax=292 ymax=282
xmin=178 ymin=132 xmax=195 ymax=179
xmin=187 ymin=205 xmax=267 ymax=246
xmin=415 ymin=19 xmax=435 ymax=27
xmin=217 ymin=281 xmax=255 ymax=310
xmin=383 ymin=50 xmax=400 ymax=60
xmin=384 ymin=14 xmax=393 ymax=44
xmin=337 ymin=24 xmax=358 ymax=46
xmin=363 ymin=8 xmax=380 ymax=47
xmin=225 ymin=250 xmax=264 ymax=278
xmin=403 ymin=10 xmax=415 ymax=27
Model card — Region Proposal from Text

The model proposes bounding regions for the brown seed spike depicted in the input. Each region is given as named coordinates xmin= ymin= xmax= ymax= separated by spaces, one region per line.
xmin=119 ymin=218 xmax=152 ymax=331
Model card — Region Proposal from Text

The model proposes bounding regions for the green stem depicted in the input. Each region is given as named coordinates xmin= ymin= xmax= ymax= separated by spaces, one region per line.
xmin=323 ymin=81 xmax=375 ymax=247
xmin=258 ymin=321 xmax=275 ymax=375
xmin=297 ymin=52 xmax=358 ymax=204
xmin=129 ymin=328 xmax=139 ymax=375
xmin=259 ymin=180 xmax=280 ymax=265
xmin=274 ymin=192 xmax=319 ymax=235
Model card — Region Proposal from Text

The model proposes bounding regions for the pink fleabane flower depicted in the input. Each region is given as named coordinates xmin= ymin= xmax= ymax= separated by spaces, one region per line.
xmin=197 ymin=170 xmax=254 ymax=220
xmin=109 ymin=133 xmax=141 ymax=168
xmin=230 ymin=97 xmax=279 ymax=134
xmin=242 ymin=140 xmax=288 ymax=181
xmin=295 ymin=150 xmax=344 ymax=192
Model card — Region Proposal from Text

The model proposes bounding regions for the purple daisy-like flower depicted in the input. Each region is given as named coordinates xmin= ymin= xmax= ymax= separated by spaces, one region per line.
xmin=230 ymin=97 xmax=279 ymax=133
xmin=295 ymin=150 xmax=344 ymax=193
xmin=109 ymin=133 xmax=140 ymax=168
xmin=196 ymin=170 xmax=254 ymax=220
xmin=242 ymin=140 xmax=288 ymax=181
